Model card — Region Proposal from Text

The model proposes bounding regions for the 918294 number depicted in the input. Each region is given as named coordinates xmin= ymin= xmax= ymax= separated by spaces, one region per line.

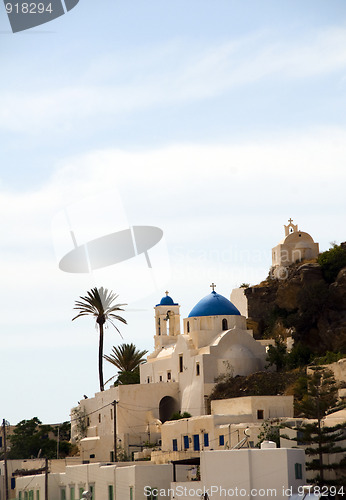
xmin=298 ymin=486 xmax=345 ymax=497
xmin=5 ymin=3 xmax=53 ymax=14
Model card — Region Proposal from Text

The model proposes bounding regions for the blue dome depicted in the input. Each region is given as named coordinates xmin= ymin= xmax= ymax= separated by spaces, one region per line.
xmin=156 ymin=294 xmax=178 ymax=306
xmin=188 ymin=291 xmax=240 ymax=318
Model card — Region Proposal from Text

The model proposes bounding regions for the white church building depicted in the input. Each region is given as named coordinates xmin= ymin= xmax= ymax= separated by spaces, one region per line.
xmin=71 ymin=286 xmax=268 ymax=461
xmin=141 ymin=287 xmax=267 ymax=418
xmin=272 ymin=219 xmax=319 ymax=272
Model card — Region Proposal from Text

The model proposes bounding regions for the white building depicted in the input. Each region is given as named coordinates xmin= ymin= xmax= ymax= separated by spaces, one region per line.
xmin=171 ymin=447 xmax=306 ymax=500
xmin=151 ymin=395 xmax=294 ymax=464
xmin=14 ymin=447 xmax=306 ymax=500
xmin=72 ymin=287 xmax=270 ymax=461
xmin=272 ymin=219 xmax=319 ymax=272
xmin=141 ymin=288 xmax=267 ymax=417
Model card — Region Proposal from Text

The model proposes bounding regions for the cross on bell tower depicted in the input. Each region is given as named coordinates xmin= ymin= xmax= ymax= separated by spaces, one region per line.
xmin=284 ymin=218 xmax=298 ymax=237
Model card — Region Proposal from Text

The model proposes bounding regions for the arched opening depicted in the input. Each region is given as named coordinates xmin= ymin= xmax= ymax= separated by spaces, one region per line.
xmin=222 ymin=318 xmax=228 ymax=330
xmin=159 ymin=396 xmax=179 ymax=423
xmin=187 ymin=321 xmax=190 ymax=333
xmin=165 ymin=310 xmax=171 ymax=335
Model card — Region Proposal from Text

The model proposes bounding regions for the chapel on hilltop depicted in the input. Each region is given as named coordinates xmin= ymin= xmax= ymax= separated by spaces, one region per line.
xmin=271 ymin=218 xmax=319 ymax=270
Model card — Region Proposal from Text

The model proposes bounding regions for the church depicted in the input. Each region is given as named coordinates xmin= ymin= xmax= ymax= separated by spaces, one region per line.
xmin=140 ymin=286 xmax=267 ymax=418
xmin=271 ymin=218 xmax=319 ymax=275
xmin=72 ymin=285 xmax=268 ymax=461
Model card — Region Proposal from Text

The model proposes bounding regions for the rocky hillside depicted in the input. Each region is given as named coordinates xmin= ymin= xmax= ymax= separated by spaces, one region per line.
xmin=245 ymin=244 xmax=346 ymax=354
xmin=209 ymin=369 xmax=305 ymax=401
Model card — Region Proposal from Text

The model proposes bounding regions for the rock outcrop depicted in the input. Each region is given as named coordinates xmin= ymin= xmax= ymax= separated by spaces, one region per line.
xmin=245 ymin=262 xmax=346 ymax=353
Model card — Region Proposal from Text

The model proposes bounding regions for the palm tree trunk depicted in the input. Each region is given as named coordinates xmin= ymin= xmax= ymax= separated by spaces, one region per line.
xmin=99 ymin=323 xmax=104 ymax=392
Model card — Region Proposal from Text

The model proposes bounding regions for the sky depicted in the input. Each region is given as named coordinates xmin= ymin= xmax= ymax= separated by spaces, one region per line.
xmin=1 ymin=0 xmax=346 ymax=425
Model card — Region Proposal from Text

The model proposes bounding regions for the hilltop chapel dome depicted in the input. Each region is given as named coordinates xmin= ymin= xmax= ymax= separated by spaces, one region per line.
xmin=188 ymin=290 xmax=241 ymax=317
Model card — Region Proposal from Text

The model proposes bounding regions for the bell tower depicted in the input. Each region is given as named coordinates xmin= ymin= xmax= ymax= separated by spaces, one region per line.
xmin=154 ymin=291 xmax=181 ymax=349
xmin=284 ymin=218 xmax=299 ymax=236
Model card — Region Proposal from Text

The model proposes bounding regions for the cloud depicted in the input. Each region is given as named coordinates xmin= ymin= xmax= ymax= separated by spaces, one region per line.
xmin=1 ymin=27 xmax=346 ymax=133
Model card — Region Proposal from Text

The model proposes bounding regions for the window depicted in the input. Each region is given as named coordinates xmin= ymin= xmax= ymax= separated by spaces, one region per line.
xmin=183 ymin=435 xmax=189 ymax=449
xmin=24 ymin=492 xmax=28 ymax=500
xmin=110 ymin=408 xmax=113 ymax=420
xmin=257 ymin=409 xmax=264 ymax=420
xmin=11 ymin=477 xmax=16 ymax=489
xmin=36 ymin=492 xmax=40 ymax=500
xmin=98 ymin=414 xmax=101 ymax=423
xmin=295 ymin=463 xmax=303 ymax=480
xmin=19 ymin=493 xmax=22 ymax=500
xmin=60 ymin=488 xmax=66 ymax=500
xmin=29 ymin=491 xmax=34 ymax=500
xmin=219 ymin=435 xmax=224 ymax=446
xmin=172 ymin=438 xmax=178 ymax=451
xmin=159 ymin=375 xmax=163 ymax=381
xmin=108 ymin=485 xmax=114 ymax=500
xmin=222 ymin=318 xmax=228 ymax=330
xmin=90 ymin=454 xmax=95 ymax=459
xmin=193 ymin=434 xmax=200 ymax=451
xmin=110 ymin=451 xmax=114 ymax=461
xmin=187 ymin=321 xmax=190 ymax=333
xmin=179 ymin=355 xmax=183 ymax=373
xmin=129 ymin=486 xmax=133 ymax=500
xmin=79 ymin=488 xmax=84 ymax=498
xmin=70 ymin=487 xmax=75 ymax=500
xmin=196 ymin=363 xmax=200 ymax=376
xmin=167 ymin=371 xmax=171 ymax=381
xmin=87 ymin=417 xmax=90 ymax=426
xmin=147 ymin=377 xmax=150 ymax=383
xmin=203 ymin=433 xmax=209 ymax=447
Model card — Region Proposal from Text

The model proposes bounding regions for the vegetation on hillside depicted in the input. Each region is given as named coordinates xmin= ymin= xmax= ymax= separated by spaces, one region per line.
xmin=209 ymin=369 xmax=306 ymax=402
xmin=287 ymin=368 xmax=346 ymax=486
xmin=318 ymin=242 xmax=346 ymax=283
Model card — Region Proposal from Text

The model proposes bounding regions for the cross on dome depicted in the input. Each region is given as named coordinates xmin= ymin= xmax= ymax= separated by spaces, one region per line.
xmin=210 ymin=283 xmax=216 ymax=292
xmin=165 ymin=291 xmax=169 ymax=296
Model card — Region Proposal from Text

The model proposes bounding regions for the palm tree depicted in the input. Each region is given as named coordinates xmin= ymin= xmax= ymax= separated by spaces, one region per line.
xmin=72 ymin=287 xmax=127 ymax=392
xmin=104 ymin=343 xmax=148 ymax=385
xmin=104 ymin=343 xmax=148 ymax=372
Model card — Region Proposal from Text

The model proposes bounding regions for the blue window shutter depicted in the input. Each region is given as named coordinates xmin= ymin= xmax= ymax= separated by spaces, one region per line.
xmin=183 ymin=435 xmax=189 ymax=449
xmin=172 ymin=439 xmax=178 ymax=451
xmin=219 ymin=435 xmax=224 ymax=446
xmin=193 ymin=434 xmax=200 ymax=451
xmin=204 ymin=433 xmax=209 ymax=447
xmin=11 ymin=477 xmax=16 ymax=489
